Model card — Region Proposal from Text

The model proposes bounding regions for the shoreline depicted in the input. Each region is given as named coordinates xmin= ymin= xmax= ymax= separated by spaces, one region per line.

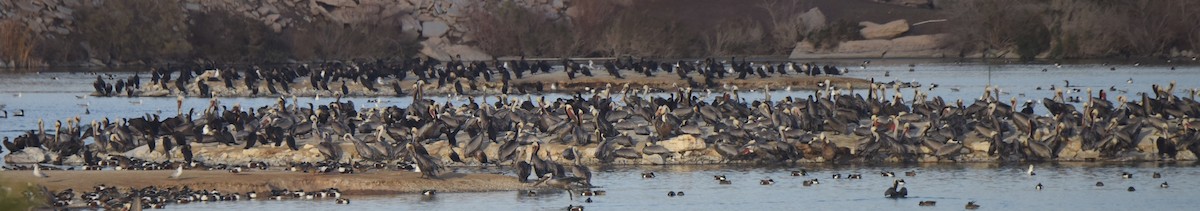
xmin=0 ymin=170 xmax=535 ymax=196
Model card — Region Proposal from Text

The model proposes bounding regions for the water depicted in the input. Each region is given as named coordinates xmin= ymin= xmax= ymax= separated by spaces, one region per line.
xmin=3 ymin=61 xmax=1200 ymax=210
xmin=168 ymin=163 xmax=1199 ymax=210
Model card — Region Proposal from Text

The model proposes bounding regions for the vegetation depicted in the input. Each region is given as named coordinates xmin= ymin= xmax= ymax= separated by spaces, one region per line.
xmin=948 ymin=0 xmax=1200 ymax=60
xmin=0 ymin=20 xmax=40 ymax=67
xmin=0 ymin=177 xmax=44 ymax=211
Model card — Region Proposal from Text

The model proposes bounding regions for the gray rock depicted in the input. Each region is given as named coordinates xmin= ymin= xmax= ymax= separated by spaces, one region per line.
xmin=421 ymin=21 xmax=450 ymax=38
xmin=316 ymin=0 xmax=359 ymax=7
xmin=859 ymin=19 xmax=909 ymax=40
xmin=798 ymin=7 xmax=826 ymax=33
xmin=4 ymin=148 xmax=50 ymax=164
xmin=15 ymin=0 xmax=43 ymax=12
xmin=183 ymin=3 xmax=202 ymax=11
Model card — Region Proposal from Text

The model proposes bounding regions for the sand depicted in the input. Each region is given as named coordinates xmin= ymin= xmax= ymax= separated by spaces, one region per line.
xmin=0 ymin=169 xmax=533 ymax=195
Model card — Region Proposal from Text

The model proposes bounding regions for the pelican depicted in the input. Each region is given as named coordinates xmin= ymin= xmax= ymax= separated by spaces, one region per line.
xmin=407 ymin=143 xmax=441 ymax=178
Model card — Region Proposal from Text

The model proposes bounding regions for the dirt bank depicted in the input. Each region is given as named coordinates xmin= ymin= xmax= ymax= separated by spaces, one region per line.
xmin=0 ymin=170 xmax=533 ymax=195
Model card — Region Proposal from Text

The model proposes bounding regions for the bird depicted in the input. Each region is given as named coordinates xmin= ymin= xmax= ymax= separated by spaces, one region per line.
xmin=1160 ymin=182 xmax=1169 ymax=188
xmin=667 ymin=191 xmax=676 ymax=197
xmin=336 ymin=198 xmax=350 ymax=204
xmin=965 ymin=201 xmax=981 ymax=209
xmin=642 ymin=172 xmax=655 ymax=179
xmin=1035 ymin=183 xmax=1043 ymax=190
xmin=1152 ymin=172 xmax=1161 ymax=178
xmin=884 ymin=179 xmax=908 ymax=198
xmin=791 ymin=170 xmax=807 ymax=176
xmin=1127 ymin=186 xmax=1136 ymax=192
xmin=1096 ymin=182 xmax=1105 ymax=187
xmin=1121 ymin=172 xmax=1133 ymax=179
xmin=1027 ymin=164 xmax=1036 ymax=176
xmin=33 ymin=165 xmax=49 ymax=178
xmin=760 ymin=179 xmax=775 ymax=185
xmin=919 ymin=201 xmax=936 ymax=206
xmin=422 ymin=190 xmax=436 ymax=196
xmin=169 ymin=165 xmax=183 ymax=179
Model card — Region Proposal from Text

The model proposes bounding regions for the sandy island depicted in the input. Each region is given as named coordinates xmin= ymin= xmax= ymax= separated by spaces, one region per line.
xmin=0 ymin=170 xmax=533 ymax=196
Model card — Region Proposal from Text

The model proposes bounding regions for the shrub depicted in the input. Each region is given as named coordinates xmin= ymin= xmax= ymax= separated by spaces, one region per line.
xmin=0 ymin=20 xmax=41 ymax=67
xmin=290 ymin=17 xmax=420 ymax=61
xmin=464 ymin=1 xmax=574 ymax=57
xmin=74 ymin=0 xmax=192 ymax=63
xmin=188 ymin=10 xmax=291 ymax=63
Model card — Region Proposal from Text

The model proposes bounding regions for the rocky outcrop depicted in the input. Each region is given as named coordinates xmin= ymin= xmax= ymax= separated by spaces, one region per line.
xmin=859 ymin=19 xmax=909 ymax=40
xmin=797 ymin=8 xmax=827 ymax=34
xmin=790 ymin=34 xmax=951 ymax=59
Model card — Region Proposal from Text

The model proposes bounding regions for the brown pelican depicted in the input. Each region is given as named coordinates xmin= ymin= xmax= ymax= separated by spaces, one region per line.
xmin=406 ymin=143 xmax=441 ymax=178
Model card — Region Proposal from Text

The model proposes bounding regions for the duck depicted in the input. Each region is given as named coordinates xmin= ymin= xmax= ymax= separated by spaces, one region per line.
xmin=1121 ymin=172 xmax=1133 ymax=179
xmin=803 ymin=179 xmax=819 ymax=186
xmin=1127 ymin=186 xmax=1136 ymax=192
xmin=713 ymin=175 xmax=727 ymax=181
xmin=1160 ymin=182 xmax=1169 ymax=188
xmin=719 ymin=179 xmax=732 ymax=185
xmin=881 ymin=171 xmax=895 ymax=177
xmin=831 ymin=174 xmax=842 ymax=179
xmin=1152 ymin=172 xmax=1161 ymax=178
xmin=904 ymin=171 xmax=916 ymax=177
xmin=676 ymin=191 xmax=684 ymax=196
xmin=1096 ymin=182 xmax=1105 ymax=187
xmin=667 ymin=191 xmax=676 ymax=197
xmin=422 ymin=190 xmax=436 ymax=196
xmin=965 ymin=201 xmax=980 ymax=209
xmin=642 ymin=172 xmax=656 ymax=179
xmin=1036 ymin=183 xmax=1043 ymax=190
xmin=849 ymin=174 xmax=863 ymax=179
xmin=760 ymin=179 xmax=775 ymax=185
xmin=918 ymin=201 xmax=936 ymax=206
xmin=585 ymin=197 xmax=593 ymax=203
xmin=791 ymin=170 xmax=807 ymax=176
xmin=335 ymin=198 xmax=350 ymax=204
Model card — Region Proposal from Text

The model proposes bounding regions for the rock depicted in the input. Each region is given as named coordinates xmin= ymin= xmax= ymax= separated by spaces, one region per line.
xmin=798 ymin=7 xmax=826 ymax=33
xmin=183 ymin=3 xmax=202 ymax=11
xmin=440 ymin=45 xmax=491 ymax=61
xmin=4 ymin=148 xmax=51 ymax=164
xmin=874 ymin=0 xmax=932 ymax=7
xmin=421 ymin=21 xmax=450 ymax=37
xmin=267 ymin=14 xmax=282 ymax=23
xmin=0 ymin=60 xmax=7 ymax=68
xmin=316 ymin=0 xmax=359 ymax=7
xmin=642 ymin=154 xmax=665 ymax=165
xmin=269 ymin=22 xmax=283 ymax=32
xmin=889 ymin=34 xmax=948 ymax=52
xmin=15 ymin=0 xmax=43 ymax=12
xmin=859 ymin=19 xmax=909 ymax=40
xmin=659 ymin=135 xmax=706 ymax=153
xmin=835 ymin=39 xmax=893 ymax=54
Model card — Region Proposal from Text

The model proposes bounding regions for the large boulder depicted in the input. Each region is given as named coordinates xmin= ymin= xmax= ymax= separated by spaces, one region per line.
xmin=798 ymin=7 xmax=826 ymax=34
xmin=859 ymin=19 xmax=909 ymax=40
xmin=659 ymin=135 xmax=706 ymax=153
xmin=421 ymin=21 xmax=450 ymax=38
xmin=4 ymin=148 xmax=51 ymax=164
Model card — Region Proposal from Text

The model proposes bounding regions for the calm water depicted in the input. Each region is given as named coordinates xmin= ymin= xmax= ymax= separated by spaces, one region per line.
xmin=2 ymin=61 xmax=1200 ymax=210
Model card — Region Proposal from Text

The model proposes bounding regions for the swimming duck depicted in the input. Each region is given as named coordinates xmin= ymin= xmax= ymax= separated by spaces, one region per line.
xmin=965 ymin=201 xmax=980 ymax=209
xmin=667 ymin=191 xmax=676 ymax=197
xmin=336 ymin=198 xmax=350 ymax=204
xmin=1127 ymin=186 xmax=1136 ymax=192
xmin=1160 ymin=182 xmax=1169 ymax=188
xmin=1036 ymin=183 xmax=1043 ymax=190
xmin=642 ymin=172 xmax=656 ymax=179
xmin=760 ymin=179 xmax=775 ymax=185
xmin=1096 ymin=182 xmax=1105 ymax=187
xmin=1152 ymin=172 xmax=1161 ymax=178
xmin=791 ymin=170 xmax=807 ymax=176
xmin=919 ymin=201 xmax=936 ymax=206
xmin=1121 ymin=172 xmax=1133 ymax=179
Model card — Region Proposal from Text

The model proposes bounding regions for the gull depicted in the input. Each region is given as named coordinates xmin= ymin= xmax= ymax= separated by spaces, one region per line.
xmin=33 ymin=165 xmax=49 ymax=178
xmin=169 ymin=165 xmax=183 ymax=179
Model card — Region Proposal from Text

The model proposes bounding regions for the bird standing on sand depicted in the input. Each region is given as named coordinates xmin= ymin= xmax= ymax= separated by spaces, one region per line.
xmin=33 ymin=165 xmax=49 ymax=178
xmin=169 ymin=165 xmax=183 ymax=179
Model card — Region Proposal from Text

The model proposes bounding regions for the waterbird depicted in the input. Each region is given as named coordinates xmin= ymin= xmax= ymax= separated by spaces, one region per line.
xmin=1127 ymin=186 xmax=1136 ymax=192
xmin=884 ymin=179 xmax=907 ymax=198
xmin=760 ymin=179 xmax=775 ymax=185
xmin=1121 ymin=172 xmax=1133 ymax=179
xmin=642 ymin=172 xmax=656 ymax=179
xmin=1036 ymin=183 xmax=1043 ymax=190
xmin=33 ymin=165 xmax=49 ymax=178
xmin=1152 ymin=172 xmax=1161 ymax=178
xmin=1096 ymin=182 xmax=1105 ymax=187
xmin=965 ymin=201 xmax=980 ymax=209
xmin=169 ymin=165 xmax=183 ymax=179
xmin=1027 ymin=164 xmax=1036 ymax=176
xmin=667 ymin=191 xmax=676 ymax=197
xmin=1160 ymin=182 xmax=1169 ymax=188
xmin=919 ymin=201 xmax=936 ymax=206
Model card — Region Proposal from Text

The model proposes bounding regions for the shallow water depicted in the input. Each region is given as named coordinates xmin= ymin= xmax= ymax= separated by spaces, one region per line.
xmin=3 ymin=61 xmax=1200 ymax=210
xmin=167 ymin=163 xmax=1198 ymax=210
